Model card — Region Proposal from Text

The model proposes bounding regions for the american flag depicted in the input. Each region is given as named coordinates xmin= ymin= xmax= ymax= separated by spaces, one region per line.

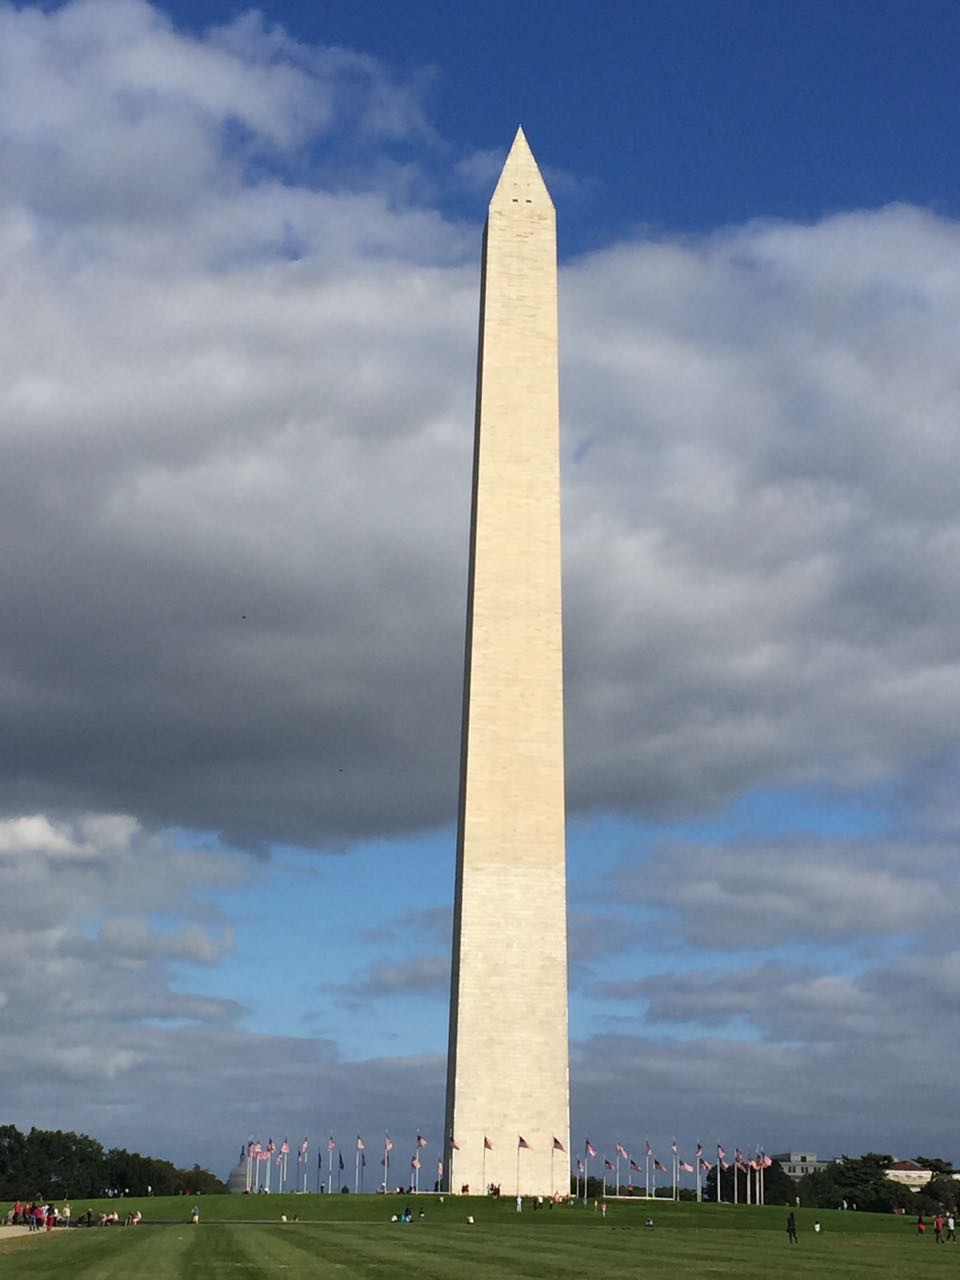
xmin=357 ymin=1136 xmax=365 ymax=1151
xmin=553 ymin=1137 xmax=565 ymax=1152
xmin=484 ymin=1137 xmax=493 ymax=1150
xmin=585 ymin=1140 xmax=597 ymax=1158
xmin=280 ymin=1140 xmax=289 ymax=1155
xmin=604 ymin=1159 xmax=614 ymax=1171
xmin=679 ymin=1161 xmax=695 ymax=1173
xmin=672 ymin=1139 xmax=678 ymax=1155
xmin=646 ymin=1141 xmax=653 ymax=1158
xmin=251 ymin=1142 xmax=262 ymax=1157
xmin=717 ymin=1144 xmax=726 ymax=1160
xmin=700 ymin=1158 xmax=713 ymax=1172
xmin=696 ymin=1143 xmax=703 ymax=1158
xmin=518 ymin=1136 xmax=531 ymax=1150
xmin=298 ymin=1138 xmax=308 ymax=1161
xmin=384 ymin=1137 xmax=394 ymax=1152
xmin=654 ymin=1159 xmax=667 ymax=1173
xmin=437 ymin=1161 xmax=443 ymax=1176
xmin=267 ymin=1139 xmax=275 ymax=1154
xmin=449 ymin=1137 xmax=460 ymax=1151
xmin=630 ymin=1160 xmax=642 ymax=1173
xmin=762 ymin=1155 xmax=773 ymax=1168
xmin=361 ymin=1154 xmax=366 ymax=1168
xmin=411 ymin=1156 xmax=421 ymax=1170
xmin=328 ymin=1137 xmax=336 ymax=1152
xmin=576 ymin=1158 xmax=584 ymax=1173
xmin=338 ymin=1153 xmax=344 ymax=1171
xmin=416 ymin=1133 xmax=428 ymax=1148
xmin=615 ymin=1142 xmax=629 ymax=1159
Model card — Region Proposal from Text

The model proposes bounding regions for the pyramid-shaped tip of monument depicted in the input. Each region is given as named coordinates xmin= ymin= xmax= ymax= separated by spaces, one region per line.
xmin=489 ymin=126 xmax=553 ymax=210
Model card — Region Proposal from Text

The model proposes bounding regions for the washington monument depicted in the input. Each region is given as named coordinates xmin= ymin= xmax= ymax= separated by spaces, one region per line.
xmin=445 ymin=129 xmax=569 ymax=1196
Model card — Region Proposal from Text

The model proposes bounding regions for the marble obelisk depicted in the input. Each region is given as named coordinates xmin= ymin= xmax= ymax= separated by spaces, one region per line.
xmin=445 ymin=129 xmax=569 ymax=1197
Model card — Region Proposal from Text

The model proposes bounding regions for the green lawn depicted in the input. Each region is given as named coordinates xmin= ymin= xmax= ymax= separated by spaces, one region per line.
xmin=1 ymin=1195 xmax=952 ymax=1278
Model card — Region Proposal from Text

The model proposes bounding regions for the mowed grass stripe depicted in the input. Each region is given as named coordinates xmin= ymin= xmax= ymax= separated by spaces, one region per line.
xmin=1 ymin=1214 xmax=957 ymax=1279
xmin=0 ymin=1225 xmax=187 ymax=1279
xmin=189 ymin=1222 xmax=297 ymax=1277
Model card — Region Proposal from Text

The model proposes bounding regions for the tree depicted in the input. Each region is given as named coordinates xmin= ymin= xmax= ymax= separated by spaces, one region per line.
xmin=915 ymin=1156 xmax=955 ymax=1175
xmin=0 ymin=1123 xmax=224 ymax=1199
xmin=0 ymin=1125 xmax=28 ymax=1199
xmin=916 ymin=1174 xmax=959 ymax=1213
xmin=177 ymin=1164 xmax=228 ymax=1195
xmin=760 ymin=1160 xmax=796 ymax=1205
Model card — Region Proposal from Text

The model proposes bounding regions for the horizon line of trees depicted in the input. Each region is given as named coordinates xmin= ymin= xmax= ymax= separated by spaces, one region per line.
xmin=0 ymin=1124 xmax=226 ymax=1200
xmin=793 ymin=1153 xmax=958 ymax=1215
xmin=566 ymin=1153 xmax=960 ymax=1215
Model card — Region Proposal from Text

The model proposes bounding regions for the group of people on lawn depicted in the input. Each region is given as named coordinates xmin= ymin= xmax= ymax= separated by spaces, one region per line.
xmin=5 ymin=1200 xmax=143 ymax=1228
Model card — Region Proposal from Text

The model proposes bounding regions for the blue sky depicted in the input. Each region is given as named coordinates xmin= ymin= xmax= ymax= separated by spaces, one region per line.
xmin=163 ymin=0 xmax=960 ymax=240
xmin=2 ymin=0 xmax=960 ymax=1181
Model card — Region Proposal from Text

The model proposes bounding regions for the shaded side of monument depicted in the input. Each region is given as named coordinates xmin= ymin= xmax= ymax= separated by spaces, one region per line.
xmin=444 ymin=128 xmax=570 ymax=1197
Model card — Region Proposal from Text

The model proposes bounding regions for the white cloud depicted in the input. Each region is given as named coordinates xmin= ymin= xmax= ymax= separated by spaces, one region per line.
xmin=610 ymin=839 xmax=960 ymax=946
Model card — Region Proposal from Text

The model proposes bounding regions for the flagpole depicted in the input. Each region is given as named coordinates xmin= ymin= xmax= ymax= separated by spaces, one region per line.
xmin=482 ymin=1139 xmax=486 ymax=1195
xmin=328 ymin=1139 xmax=333 ymax=1196
xmin=515 ymin=1140 xmax=521 ymax=1198
xmin=551 ymin=1144 xmax=555 ymax=1196
xmin=355 ymin=1146 xmax=360 ymax=1195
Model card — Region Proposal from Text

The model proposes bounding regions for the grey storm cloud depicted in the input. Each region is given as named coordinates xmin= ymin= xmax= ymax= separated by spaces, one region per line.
xmin=609 ymin=838 xmax=960 ymax=947
xmin=3 ymin=4 xmax=960 ymax=855
xmin=331 ymin=954 xmax=451 ymax=1003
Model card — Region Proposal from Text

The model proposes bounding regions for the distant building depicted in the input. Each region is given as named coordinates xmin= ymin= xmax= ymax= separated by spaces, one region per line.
xmin=885 ymin=1160 xmax=933 ymax=1190
xmin=771 ymin=1152 xmax=831 ymax=1180
xmin=226 ymin=1153 xmax=248 ymax=1195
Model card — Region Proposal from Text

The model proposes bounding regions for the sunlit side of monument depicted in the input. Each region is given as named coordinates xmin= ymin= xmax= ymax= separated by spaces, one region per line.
xmin=444 ymin=129 xmax=570 ymax=1197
